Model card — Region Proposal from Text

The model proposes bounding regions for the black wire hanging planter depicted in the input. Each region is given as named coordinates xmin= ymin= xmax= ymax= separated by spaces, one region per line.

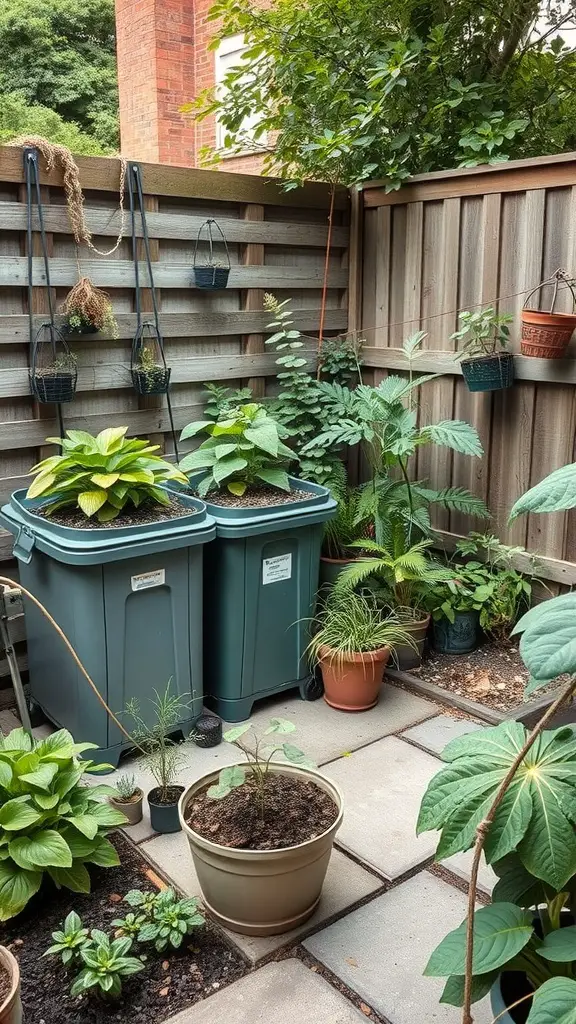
xmin=192 ymin=218 xmax=231 ymax=290
xmin=24 ymin=147 xmax=77 ymax=428
xmin=128 ymin=162 xmax=179 ymax=456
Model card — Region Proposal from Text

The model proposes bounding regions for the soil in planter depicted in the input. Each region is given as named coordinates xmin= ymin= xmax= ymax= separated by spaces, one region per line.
xmin=149 ymin=785 xmax=184 ymax=805
xmin=0 ymin=958 xmax=11 ymax=1006
xmin=0 ymin=833 xmax=246 ymax=1024
xmin=417 ymin=638 xmax=563 ymax=712
xmin=35 ymin=496 xmax=197 ymax=530
xmin=187 ymin=773 xmax=338 ymax=850
xmin=205 ymin=487 xmax=310 ymax=508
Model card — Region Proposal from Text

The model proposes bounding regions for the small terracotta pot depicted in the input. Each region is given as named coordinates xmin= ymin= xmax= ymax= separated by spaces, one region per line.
xmin=318 ymin=644 xmax=390 ymax=711
xmin=108 ymin=788 xmax=143 ymax=826
xmin=521 ymin=309 xmax=576 ymax=358
xmin=0 ymin=946 xmax=22 ymax=1024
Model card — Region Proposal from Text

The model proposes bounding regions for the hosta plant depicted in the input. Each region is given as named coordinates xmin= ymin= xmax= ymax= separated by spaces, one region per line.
xmin=26 ymin=426 xmax=188 ymax=523
xmin=179 ymin=402 xmax=297 ymax=497
xmin=0 ymin=727 xmax=125 ymax=921
xmin=417 ymin=720 xmax=576 ymax=1019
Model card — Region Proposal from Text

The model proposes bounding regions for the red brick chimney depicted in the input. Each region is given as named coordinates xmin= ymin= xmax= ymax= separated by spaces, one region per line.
xmin=115 ymin=0 xmax=197 ymax=165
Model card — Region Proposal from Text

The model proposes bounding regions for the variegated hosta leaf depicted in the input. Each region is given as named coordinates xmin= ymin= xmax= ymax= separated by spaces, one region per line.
xmin=417 ymin=720 xmax=576 ymax=890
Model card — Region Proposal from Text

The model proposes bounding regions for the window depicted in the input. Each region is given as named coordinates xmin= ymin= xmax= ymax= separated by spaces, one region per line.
xmin=214 ymin=34 xmax=266 ymax=154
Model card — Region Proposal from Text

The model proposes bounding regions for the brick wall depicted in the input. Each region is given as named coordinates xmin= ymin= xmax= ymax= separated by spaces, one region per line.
xmin=115 ymin=0 xmax=266 ymax=173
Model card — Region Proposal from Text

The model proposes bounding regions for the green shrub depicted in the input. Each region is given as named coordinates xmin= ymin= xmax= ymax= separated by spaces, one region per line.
xmin=26 ymin=426 xmax=188 ymax=523
xmin=179 ymin=403 xmax=297 ymax=497
xmin=0 ymin=727 xmax=126 ymax=921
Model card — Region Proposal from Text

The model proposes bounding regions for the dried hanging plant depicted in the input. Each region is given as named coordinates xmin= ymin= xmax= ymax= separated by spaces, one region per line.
xmin=61 ymin=277 xmax=119 ymax=338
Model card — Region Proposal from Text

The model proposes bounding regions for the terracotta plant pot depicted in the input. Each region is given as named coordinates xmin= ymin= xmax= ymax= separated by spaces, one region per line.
xmin=394 ymin=612 xmax=430 ymax=670
xmin=0 ymin=946 xmax=22 ymax=1024
xmin=520 ymin=308 xmax=576 ymax=358
xmin=318 ymin=644 xmax=390 ymax=711
xmin=179 ymin=762 xmax=343 ymax=936
xmin=108 ymin=788 xmax=143 ymax=826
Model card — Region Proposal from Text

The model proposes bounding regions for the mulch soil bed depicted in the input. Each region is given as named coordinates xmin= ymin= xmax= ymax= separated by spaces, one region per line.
xmin=0 ymin=833 xmax=246 ymax=1024
xmin=187 ymin=774 xmax=338 ymax=849
xmin=35 ymin=497 xmax=197 ymax=529
xmin=416 ymin=638 xmax=561 ymax=712
xmin=205 ymin=487 xmax=310 ymax=508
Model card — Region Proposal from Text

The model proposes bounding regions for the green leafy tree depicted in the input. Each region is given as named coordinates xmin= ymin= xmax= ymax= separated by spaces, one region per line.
xmin=0 ymin=92 xmax=109 ymax=155
xmin=189 ymin=0 xmax=576 ymax=188
xmin=0 ymin=0 xmax=118 ymax=151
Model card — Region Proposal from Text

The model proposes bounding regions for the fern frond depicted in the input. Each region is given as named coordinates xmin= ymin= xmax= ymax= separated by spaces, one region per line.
xmin=419 ymin=420 xmax=483 ymax=457
xmin=333 ymin=558 xmax=389 ymax=591
xmin=415 ymin=485 xmax=490 ymax=517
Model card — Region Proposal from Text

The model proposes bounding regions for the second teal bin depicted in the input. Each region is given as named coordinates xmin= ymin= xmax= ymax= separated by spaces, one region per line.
xmin=198 ymin=479 xmax=336 ymax=721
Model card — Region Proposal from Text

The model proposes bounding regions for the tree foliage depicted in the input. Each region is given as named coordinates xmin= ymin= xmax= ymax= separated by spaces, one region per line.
xmin=0 ymin=0 xmax=118 ymax=152
xmin=191 ymin=0 xmax=576 ymax=187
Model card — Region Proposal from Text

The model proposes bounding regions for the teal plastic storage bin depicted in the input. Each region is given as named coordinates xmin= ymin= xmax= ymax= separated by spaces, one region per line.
xmin=0 ymin=490 xmax=216 ymax=766
xmin=196 ymin=478 xmax=336 ymax=722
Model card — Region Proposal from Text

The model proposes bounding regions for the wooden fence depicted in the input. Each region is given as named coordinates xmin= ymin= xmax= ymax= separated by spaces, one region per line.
xmin=353 ymin=152 xmax=576 ymax=587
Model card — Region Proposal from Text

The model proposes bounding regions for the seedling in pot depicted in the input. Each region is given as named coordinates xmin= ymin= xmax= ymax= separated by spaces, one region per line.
xmin=208 ymin=719 xmax=314 ymax=819
xmin=44 ymin=911 xmax=90 ymax=966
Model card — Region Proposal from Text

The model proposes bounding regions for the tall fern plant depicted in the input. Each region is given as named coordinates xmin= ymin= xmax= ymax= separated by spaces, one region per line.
xmin=334 ymin=535 xmax=455 ymax=614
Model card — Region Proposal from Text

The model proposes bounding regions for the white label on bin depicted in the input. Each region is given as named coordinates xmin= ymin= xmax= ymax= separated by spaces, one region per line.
xmin=131 ymin=569 xmax=166 ymax=592
xmin=262 ymin=553 xmax=292 ymax=585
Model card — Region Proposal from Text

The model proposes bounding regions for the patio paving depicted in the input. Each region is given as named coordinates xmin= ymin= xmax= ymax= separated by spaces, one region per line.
xmin=401 ymin=714 xmax=483 ymax=757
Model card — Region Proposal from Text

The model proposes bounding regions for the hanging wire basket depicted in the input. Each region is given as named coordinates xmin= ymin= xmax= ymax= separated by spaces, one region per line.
xmin=521 ymin=268 xmax=576 ymax=358
xmin=29 ymin=322 xmax=78 ymax=404
xmin=131 ymin=321 xmax=171 ymax=395
xmin=193 ymin=218 xmax=231 ymax=290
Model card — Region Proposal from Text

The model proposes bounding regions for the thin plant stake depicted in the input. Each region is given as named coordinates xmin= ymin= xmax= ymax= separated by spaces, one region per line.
xmin=461 ymin=673 xmax=576 ymax=1024
xmin=317 ymin=182 xmax=337 ymax=379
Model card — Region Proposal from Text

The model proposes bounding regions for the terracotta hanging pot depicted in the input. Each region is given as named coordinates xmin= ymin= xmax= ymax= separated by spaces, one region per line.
xmin=521 ymin=269 xmax=576 ymax=358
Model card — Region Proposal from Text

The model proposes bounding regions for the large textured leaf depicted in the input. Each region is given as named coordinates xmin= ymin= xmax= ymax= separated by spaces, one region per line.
xmin=0 ymin=798 xmax=42 ymax=830
xmin=244 ymin=423 xmax=279 ymax=456
xmin=9 ymin=830 xmax=72 ymax=870
xmin=213 ymin=456 xmax=248 ymax=485
xmin=539 ymin=926 xmax=576 ymax=962
xmin=513 ymin=593 xmax=576 ymax=680
xmin=491 ymin=854 xmax=554 ymax=907
xmin=0 ymin=861 xmax=42 ymax=920
xmin=440 ymin=971 xmax=499 ymax=1007
xmin=424 ymin=903 xmax=533 ymax=977
xmin=95 ymin=426 xmax=127 ymax=455
xmin=65 ymin=814 xmax=99 ymax=839
xmin=420 ymin=420 xmax=483 ymax=457
xmin=418 ymin=721 xmax=576 ymax=889
xmin=85 ymin=837 xmax=120 ymax=868
xmin=255 ymin=468 xmax=290 ymax=490
xmin=510 ymin=463 xmax=576 ymax=520
xmin=88 ymin=803 xmax=129 ymax=827
xmin=77 ymin=489 xmax=108 ymax=517
xmin=48 ymin=860 xmax=91 ymax=894
xmin=17 ymin=762 xmax=58 ymax=790
xmin=526 ymin=977 xmax=576 ymax=1024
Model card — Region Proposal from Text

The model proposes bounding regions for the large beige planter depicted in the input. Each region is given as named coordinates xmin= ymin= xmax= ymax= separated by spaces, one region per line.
xmin=0 ymin=946 xmax=22 ymax=1024
xmin=179 ymin=762 xmax=343 ymax=936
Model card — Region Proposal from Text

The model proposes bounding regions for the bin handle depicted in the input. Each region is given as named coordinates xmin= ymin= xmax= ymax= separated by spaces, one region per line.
xmin=13 ymin=526 xmax=35 ymax=564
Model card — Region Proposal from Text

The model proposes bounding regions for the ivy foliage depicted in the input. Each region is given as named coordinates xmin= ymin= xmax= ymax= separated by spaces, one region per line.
xmin=189 ymin=0 xmax=576 ymax=188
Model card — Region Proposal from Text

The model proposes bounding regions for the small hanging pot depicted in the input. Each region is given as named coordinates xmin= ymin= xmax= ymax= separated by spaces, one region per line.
xmin=131 ymin=321 xmax=171 ymax=395
xmin=29 ymin=322 xmax=78 ymax=404
xmin=521 ymin=269 xmax=576 ymax=358
xmin=460 ymin=352 xmax=514 ymax=393
xmin=193 ymin=219 xmax=230 ymax=290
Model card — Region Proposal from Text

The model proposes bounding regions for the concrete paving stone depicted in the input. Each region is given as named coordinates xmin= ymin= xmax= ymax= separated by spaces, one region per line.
xmin=165 ymin=958 xmax=368 ymax=1023
xmin=239 ymin=686 xmax=439 ymax=766
xmin=322 ymin=735 xmax=441 ymax=879
xmin=0 ymin=709 xmax=21 ymax=734
xmin=304 ymin=872 xmax=493 ymax=1024
xmin=141 ymin=833 xmax=384 ymax=962
xmin=441 ymin=850 xmax=498 ymax=896
xmin=401 ymin=715 xmax=483 ymax=757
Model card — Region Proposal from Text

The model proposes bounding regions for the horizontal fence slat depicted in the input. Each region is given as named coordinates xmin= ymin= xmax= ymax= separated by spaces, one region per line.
xmin=362 ymin=347 xmax=576 ymax=385
xmin=0 ymin=202 xmax=348 ymax=249
xmin=0 ymin=147 xmax=348 ymax=210
xmin=0 ymin=308 xmax=346 ymax=344
xmin=0 ymin=350 xmax=316 ymax=397
xmin=0 ymin=257 xmax=349 ymax=291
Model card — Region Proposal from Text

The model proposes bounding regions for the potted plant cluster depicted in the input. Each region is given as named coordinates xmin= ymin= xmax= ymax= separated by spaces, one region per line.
xmin=178 ymin=402 xmax=336 ymax=721
xmin=521 ymin=268 xmax=576 ymax=358
xmin=319 ymin=486 xmax=372 ymax=588
xmin=0 ymin=427 xmax=215 ymax=765
xmin=125 ymin=685 xmax=192 ymax=834
xmin=451 ymin=307 xmax=515 ymax=392
xmin=179 ymin=718 xmax=343 ymax=935
xmin=60 ymin=277 xmax=119 ymax=338
xmin=108 ymin=773 xmax=143 ymax=826
xmin=308 ymin=590 xmax=415 ymax=710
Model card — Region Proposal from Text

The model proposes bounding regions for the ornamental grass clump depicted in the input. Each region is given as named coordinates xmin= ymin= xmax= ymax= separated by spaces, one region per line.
xmin=26 ymin=426 xmax=188 ymax=523
xmin=307 ymin=590 xmax=416 ymax=666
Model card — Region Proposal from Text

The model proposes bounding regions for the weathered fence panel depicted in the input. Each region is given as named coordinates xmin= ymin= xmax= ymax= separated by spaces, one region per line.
xmin=358 ymin=153 xmax=576 ymax=584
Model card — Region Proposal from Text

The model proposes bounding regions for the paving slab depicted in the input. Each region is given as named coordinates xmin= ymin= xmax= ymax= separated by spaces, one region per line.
xmin=401 ymin=714 xmax=482 ymax=757
xmin=165 ymin=958 xmax=367 ymax=1023
xmin=304 ymin=872 xmax=492 ymax=1024
xmin=141 ymin=833 xmax=384 ymax=962
xmin=441 ymin=850 xmax=498 ymax=896
xmin=322 ymin=735 xmax=440 ymax=879
xmin=238 ymin=686 xmax=438 ymax=765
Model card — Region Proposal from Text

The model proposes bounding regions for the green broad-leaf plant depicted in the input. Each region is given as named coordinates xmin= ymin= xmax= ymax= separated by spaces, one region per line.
xmin=26 ymin=427 xmax=188 ymax=523
xmin=179 ymin=402 xmax=297 ymax=497
xmin=0 ymin=727 xmax=125 ymax=921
